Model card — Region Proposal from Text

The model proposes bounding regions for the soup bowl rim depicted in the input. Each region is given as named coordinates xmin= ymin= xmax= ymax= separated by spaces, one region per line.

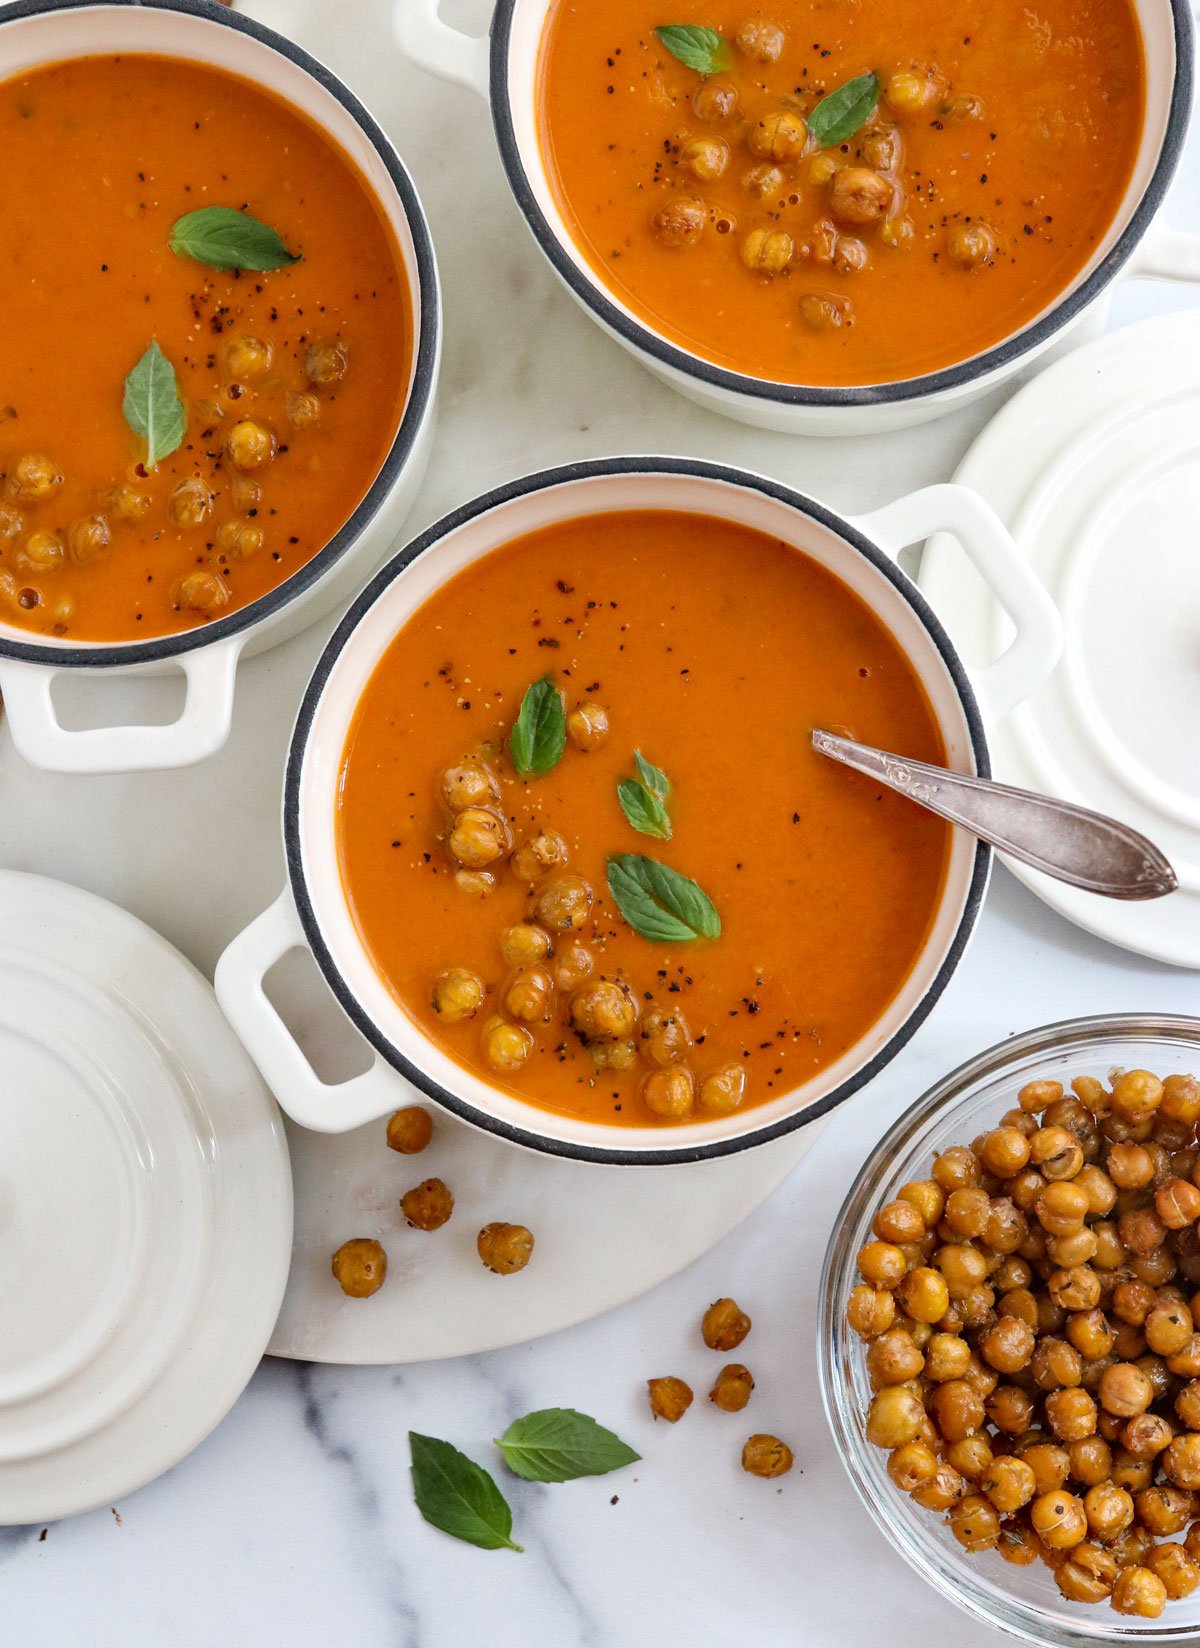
xmin=281 ymin=454 xmax=992 ymax=1166
xmin=485 ymin=0 xmax=1194 ymax=409
xmin=0 ymin=0 xmax=440 ymax=669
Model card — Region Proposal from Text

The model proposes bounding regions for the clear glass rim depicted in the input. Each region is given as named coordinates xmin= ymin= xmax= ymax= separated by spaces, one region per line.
xmin=818 ymin=1012 xmax=1200 ymax=1647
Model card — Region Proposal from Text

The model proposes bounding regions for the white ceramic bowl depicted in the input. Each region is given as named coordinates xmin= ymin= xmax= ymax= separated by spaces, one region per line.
xmin=0 ymin=0 xmax=440 ymax=774
xmin=396 ymin=0 xmax=1197 ymax=436
xmin=216 ymin=457 xmax=1062 ymax=1164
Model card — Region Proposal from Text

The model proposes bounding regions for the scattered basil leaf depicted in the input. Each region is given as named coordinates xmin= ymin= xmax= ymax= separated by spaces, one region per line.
xmin=409 ymin=1433 xmax=523 ymax=1553
xmin=607 ymin=853 xmax=721 ymax=944
xmin=618 ymin=777 xmax=672 ymax=840
xmin=509 ymin=675 xmax=566 ymax=776
xmin=168 ymin=205 xmax=300 ymax=272
xmin=634 ymin=750 xmax=670 ymax=801
xmin=495 ymin=1409 xmax=641 ymax=1484
xmin=122 ymin=340 xmax=186 ymax=470
xmin=807 ymin=71 xmax=880 ymax=148
xmin=653 ymin=23 xmax=730 ymax=74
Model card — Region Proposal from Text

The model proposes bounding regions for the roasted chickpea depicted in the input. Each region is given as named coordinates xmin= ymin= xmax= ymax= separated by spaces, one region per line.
xmin=680 ymin=135 xmax=730 ymax=183
xmin=702 ymin=1296 xmax=751 ymax=1353
xmin=6 ymin=451 xmax=62 ymax=504
xmin=647 ymin=1376 xmax=693 ymax=1422
xmin=535 ymin=873 xmax=594 ymax=932
xmin=710 ymin=1362 xmax=754 ymax=1412
xmin=652 ymin=195 xmax=708 ymax=248
xmin=1147 ymin=1300 xmax=1194 ymax=1356
xmin=897 ymin=1266 xmax=951 ymax=1326
xmin=859 ymin=125 xmax=901 ymax=173
xmin=500 ymin=923 xmax=552 ymax=968
xmin=981 ymin=1455 xmax=1036 ymax=1515
xmin=1019 ymin=1079 xmax=1064 ymax=1113
xmin=1123 ymin=1412 xmax=1174 ymax=1460
xmin=477 ymin=1222 xmax=534 ymax=1274
xmin=401 ymin=1177 xmax=454 ymax=1231
xmin=65 ymin=512 xmax=111 ymax=567
xmin=937 ymin=1243 xmax=989 ymax=1298
xmin=174 ymin=570 xmax=229 ymax=614
xmin=226 ymin=419 xmax=275 ymax=472
xmin=511 ymin=830 xmax=569 ymax=883
xmin=167 ymin=476 xmax=211 ymax=529
xmin=742 ymin=1433 xmax=793 ymax=1477
xmin=847 ymin=1283 xmax=897 ymax=1340
xmin=692 ymin=77 xmax=739 ymax=121
xmin=1056 ymin=1544 xmax=1117 ymax=1604
xmin=456 ymin=870 xmax=495 ymax=898
xmin=912 ymin=1462 xmax=966 ymax=1511
xmin=1164 ymin=1434 xmax=1200 ymax=1491
xmin=829 ymin=166 xmax=893 ymax=225
xmin=1045 ymin=1388 xmax=1098 ymax=1443
xmin=639 ymin=1004 xmax=692 ymax=1068
xmin=1022 ymin=1442 xmax=1070 ymax=1495
xmin=868 ymin=1329 xmax=925 ymax=1389
xmin=931 ymin=1380 xmax=985 ymax=1443
xmin=431 ymin=967 xmax=485 ymax=1024
xmin=925 ymin=1333 xmax=972 ymax=1383
xmin=1031 ymin=1127 xmax=1084 ymax=1181
xmin=797 ymin=291 xmax=852 ymax=330
xmin=1001 ymin=1289 xmax=1040 ymax=1333
xmin=590 ymin=1037 xmax=638 ymax=1073
xmin=14 ymin=529 xmax=63 ymax=574
xmin=734 ymin=15 xmax=784 ymax=58
xmin=1067 ymin=1435 xmax=1112 ymax=1487
xmin=230 ymin=475 xmax=261 ymax=514
xmin=1108 ymin=1141 xmax=1154 ymax=1188
xmin=1169 ymin=1334 xmax=1200 ymax=1378
xmin=741 ymin=227 xmax=794 ymax=273
xmin=1119 ymin=1205 xmax=1168 ymax=1255
xmin=898 ymin=1179 xmax=944 ymax=1228
xmin=642 ymin=1066 xmax=694 ymax=1119
xmin=698 ymin=1062 xmax=748 ymax=1115
xmin=885 ymin=1441 xmax=936 ymax=1494
xmin=947 ymin=1493 xmax=1000 ymax=1551
xmin=884 ymin=67 xmax=938 ymax=114
xmin=562 ymin=699 xmax=608 ymax=751
xmin=1147 ymin=1541 xmax=1200 ymax=1599
xmin=386 ymin=1106 xmax=433 ymax=1155
xmin=1099 ymin=1362 xmax=1154 ymax=1418
xmin=480 ymin=1016 xmax=535 ymax=1074
xmin=1138 ymin=1484 xmax=1193 ymax=1535
xmin=979 ymin=1127 xmax=1032 ymax=1178
xmin=942 ymin=91 xmax=986 ymax=121
xmin=858 ymin=1240 xmax=907 ymax=1289
xmin=745 ymin=161 xmax=785 ymax=197
xmin=284 ymin=390 xmax=321 ymax=430
xmin=1048 ymin=1267 xmax=1101 ymax=1313
xmin=1111 ymin=1069 xmax=1164 ymax=1122
xmin=449 ymin=806 xmax=512 ymax=869
xmin=1031 ymin=1488 xmax=1087 ymax=1550
xmin=749 ymin=109 xmax=807 ymax=161
xmin=571 ymin=978 xmax=638 ymax=1041
xmin=1159 ymin=1178 xmax=1200 ymax=1229
xmin=980 ymin=1315 xmax=1035 ymax=1374
xmin=439 ymin=758 xmax=501 ymax=811
xmin=1032 ymin=1338 xmax=1083 ymax=1392
xmin=306 ymin=340 xmax=349 ymax=386
xmin=1068 ymin=1309 xmax=1117 ymax=1360
xmin=553 ymin=939 xmax=595 ymax=993
xmin=934 ymin=1146 xmax=981 ymax=1191
xmin=948 ymin=1433 xmax=993 ymax=1481
xmin=331 ymin=1237 xmax=386 ymax=1298
xmin=945 ymin=1188 xmax=991 ymax=1239
xmin=947 ymin=223 xmax=996 ymax=270
xmin=1163 ymin=1073 xmax=1200 ymax=1126
xmin=988 ymin=1386 xmax=1036 ymax=1436
xmin=502 ymin=964 xmax=555 ymax=1025
xmin=1112 ymin=1566 xmax=1167 ymax=1618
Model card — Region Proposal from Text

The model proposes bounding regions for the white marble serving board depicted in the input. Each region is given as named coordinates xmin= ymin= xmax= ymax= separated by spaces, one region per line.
xmin=1 ymin=0 xmax=1198 ymax=1642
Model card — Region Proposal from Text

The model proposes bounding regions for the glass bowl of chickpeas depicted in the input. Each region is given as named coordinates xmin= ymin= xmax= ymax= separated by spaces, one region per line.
xmin=819 ymin=1014 xmax=1200 ymax=1645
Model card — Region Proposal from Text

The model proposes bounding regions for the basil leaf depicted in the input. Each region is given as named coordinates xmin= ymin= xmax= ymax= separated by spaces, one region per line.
xmin=654 ymin=24 xmax=730 ymax=74
xmin=122 ymin=341 xmax=186 ymax=470
xmin=634 ymin=750 xmax=670 ymax=801
xmin=169 ymin=206 xmax=300 ymax=272
xmin=807 ymin=71 xmax=880 ymax=147
xmin=618 ymin=778 xmax=672 ymax=840
xmin=509 ymin=675 xmax=566 ymax=776
xmin=495 ymin=1409 xmax=641 ymax=1484
xmin=607 ymin=853 xmax=721 ymax=943
xmin=409 ymin=1433 xmax=523 ymax=1553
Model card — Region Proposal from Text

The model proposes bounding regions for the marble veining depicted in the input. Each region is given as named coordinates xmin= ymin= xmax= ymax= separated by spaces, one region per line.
xmin=0 ymin=0 xmax=1197 ymax=1641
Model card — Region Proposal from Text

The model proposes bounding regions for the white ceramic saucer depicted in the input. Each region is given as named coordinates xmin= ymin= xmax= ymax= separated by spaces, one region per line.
xmin=270 ymin=1107 xmax=819 ymax=1364
xmin=919 ymin=311 xmax=1200 ymax=968
xmin=0 ymin=872 xmax=292 ymax=1525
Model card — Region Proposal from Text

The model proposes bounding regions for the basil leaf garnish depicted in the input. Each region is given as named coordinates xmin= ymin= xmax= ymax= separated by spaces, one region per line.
xmin=409 ymin=1433 xmax=523 ymax=1552
xmin=654 ymin=24 xmax=730 ymax=74
xmin=495 ymin=1409 xmax=641 ymax=1483
xmin=509 ymin=675 xmax=566 ymax=776
xmin=618 ymin=778 xmax=672 ymax=840
xmin=169 ymin=206 xmax=300 ymax=272
xmin=807 ymin=71 xmax=880 ymax=147
xmin=634 ymin=750 xmax=670 ymax=800
xmin=607 ymin=853 xmax=721 ymax=943
xmin=122 ymin=340 xmax=186 ymax=470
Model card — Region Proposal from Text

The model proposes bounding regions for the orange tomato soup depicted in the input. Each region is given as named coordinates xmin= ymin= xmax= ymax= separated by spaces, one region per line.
xmin=536 ymin=0 xmax=1145 ymax=385
xmin=0 ymin=55 xmax=412 ymax=642
xmin=337 ymin=510 xmax=952 ymax=1129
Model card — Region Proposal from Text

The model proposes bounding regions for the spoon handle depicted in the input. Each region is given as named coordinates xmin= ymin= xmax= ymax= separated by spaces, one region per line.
xmin=812 ymin=731 xmax=1178 ymax=902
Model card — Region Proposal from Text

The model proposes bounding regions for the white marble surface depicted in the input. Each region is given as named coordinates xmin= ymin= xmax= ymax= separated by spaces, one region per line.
xmin=1 ymin=0 xmax=1199 ymax=1641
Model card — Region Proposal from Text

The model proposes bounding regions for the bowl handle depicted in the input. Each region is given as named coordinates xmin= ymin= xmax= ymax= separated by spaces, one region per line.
xmin=0 ymin=637 xmax=243 ymax=774
xmin=1124 ymin=219 xmax=1200 ymax=285
xmin=849 ymin=483 xmax=1062 ymax=724
xmin=394 ymin=0 xmax=491 ymax=97
xmin=215 ymin=888 xmax=404 ymax=1134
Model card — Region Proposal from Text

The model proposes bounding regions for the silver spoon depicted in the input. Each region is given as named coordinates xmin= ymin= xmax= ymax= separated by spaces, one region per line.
xmin=812 ymin=730 xmax=1178 ymax=902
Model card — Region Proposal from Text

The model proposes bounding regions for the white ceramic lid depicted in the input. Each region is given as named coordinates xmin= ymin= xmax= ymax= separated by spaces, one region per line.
xmin=919 ymin=311 xmax=1200 ymax=967
xmin=0 ymin=872 xmax=292 ymax=1524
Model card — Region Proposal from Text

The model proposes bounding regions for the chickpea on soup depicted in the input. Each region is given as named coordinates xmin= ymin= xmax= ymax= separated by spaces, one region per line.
xmin=337 ymin=510 xmax=951 ymax=1130
xmin=0 ymin=55 xmax=411 ymax=642
xmin=536 ymin=0 xmax=1145 ymax=384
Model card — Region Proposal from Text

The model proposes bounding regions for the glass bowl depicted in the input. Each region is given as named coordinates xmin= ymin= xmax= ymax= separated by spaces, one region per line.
xmin=819 ymin=1013 xmax=1200 ymax=1647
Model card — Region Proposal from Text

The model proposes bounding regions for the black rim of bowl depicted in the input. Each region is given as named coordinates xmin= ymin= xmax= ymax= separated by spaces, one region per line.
xmin=0 ymin=0 xmax=440 ymax=668
xmin=488 ymin=0 xmax=1195 ymax=410
xmin=284 ymin=455 xmax=992 ymax=1166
